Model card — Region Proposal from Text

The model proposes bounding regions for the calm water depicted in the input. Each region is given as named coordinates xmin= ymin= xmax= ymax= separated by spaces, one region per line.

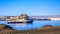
xmin=0 ymin=20 xmax=60 ymax=30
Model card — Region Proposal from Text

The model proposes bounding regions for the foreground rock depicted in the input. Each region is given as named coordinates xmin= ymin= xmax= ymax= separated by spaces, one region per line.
xmin=0 ymin=24 xmax=14 ymax=31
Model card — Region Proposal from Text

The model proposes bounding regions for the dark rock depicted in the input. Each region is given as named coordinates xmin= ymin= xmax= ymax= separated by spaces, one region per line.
xmin=4 ymin=25 xmax=14 ymax=30
xmin=0 ymin=24 xmax=14 ymax=30
xmin=42 ymin=25 xmax=53 ymax=28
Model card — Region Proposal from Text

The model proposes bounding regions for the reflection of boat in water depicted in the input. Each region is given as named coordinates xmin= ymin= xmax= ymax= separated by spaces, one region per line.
xmin=8 ymin=14 xmax=33 ymax=24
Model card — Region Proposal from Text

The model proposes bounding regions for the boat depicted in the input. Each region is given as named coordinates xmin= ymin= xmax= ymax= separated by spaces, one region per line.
xmin=8 ymin=14 xmax=33 ymax=24
xmin=8 ymin=20 xmax=33 ymax=24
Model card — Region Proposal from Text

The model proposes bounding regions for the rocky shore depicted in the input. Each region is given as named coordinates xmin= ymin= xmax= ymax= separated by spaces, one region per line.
xmin=0 ymin=24 xmax=60 ymax=34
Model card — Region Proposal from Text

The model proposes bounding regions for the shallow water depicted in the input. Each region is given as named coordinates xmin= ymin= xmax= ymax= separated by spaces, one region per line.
xmin=0 ymin=20 xmax=60 ymax=30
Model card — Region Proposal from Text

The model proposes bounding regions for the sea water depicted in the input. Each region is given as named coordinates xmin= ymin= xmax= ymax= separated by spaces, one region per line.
xmin=0 ymin=20 xmax=60 ymax=30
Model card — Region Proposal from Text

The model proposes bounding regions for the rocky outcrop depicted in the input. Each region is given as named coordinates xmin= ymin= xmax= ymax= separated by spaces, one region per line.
xmin=41 ymin=25 xmax=53 ymax=29
xmin=0 ymin=24 xmax=14 ymax=31
xmin=42 ymin=25 xmax=52 ymax=27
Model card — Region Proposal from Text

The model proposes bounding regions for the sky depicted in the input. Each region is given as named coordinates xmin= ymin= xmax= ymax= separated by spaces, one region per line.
xmin=0 ymin=0 xmax=60 ymax=16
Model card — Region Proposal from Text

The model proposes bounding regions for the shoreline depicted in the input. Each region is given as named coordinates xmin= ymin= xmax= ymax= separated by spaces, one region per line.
xmin=0 ymin=24 xmax=60 ymax=34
